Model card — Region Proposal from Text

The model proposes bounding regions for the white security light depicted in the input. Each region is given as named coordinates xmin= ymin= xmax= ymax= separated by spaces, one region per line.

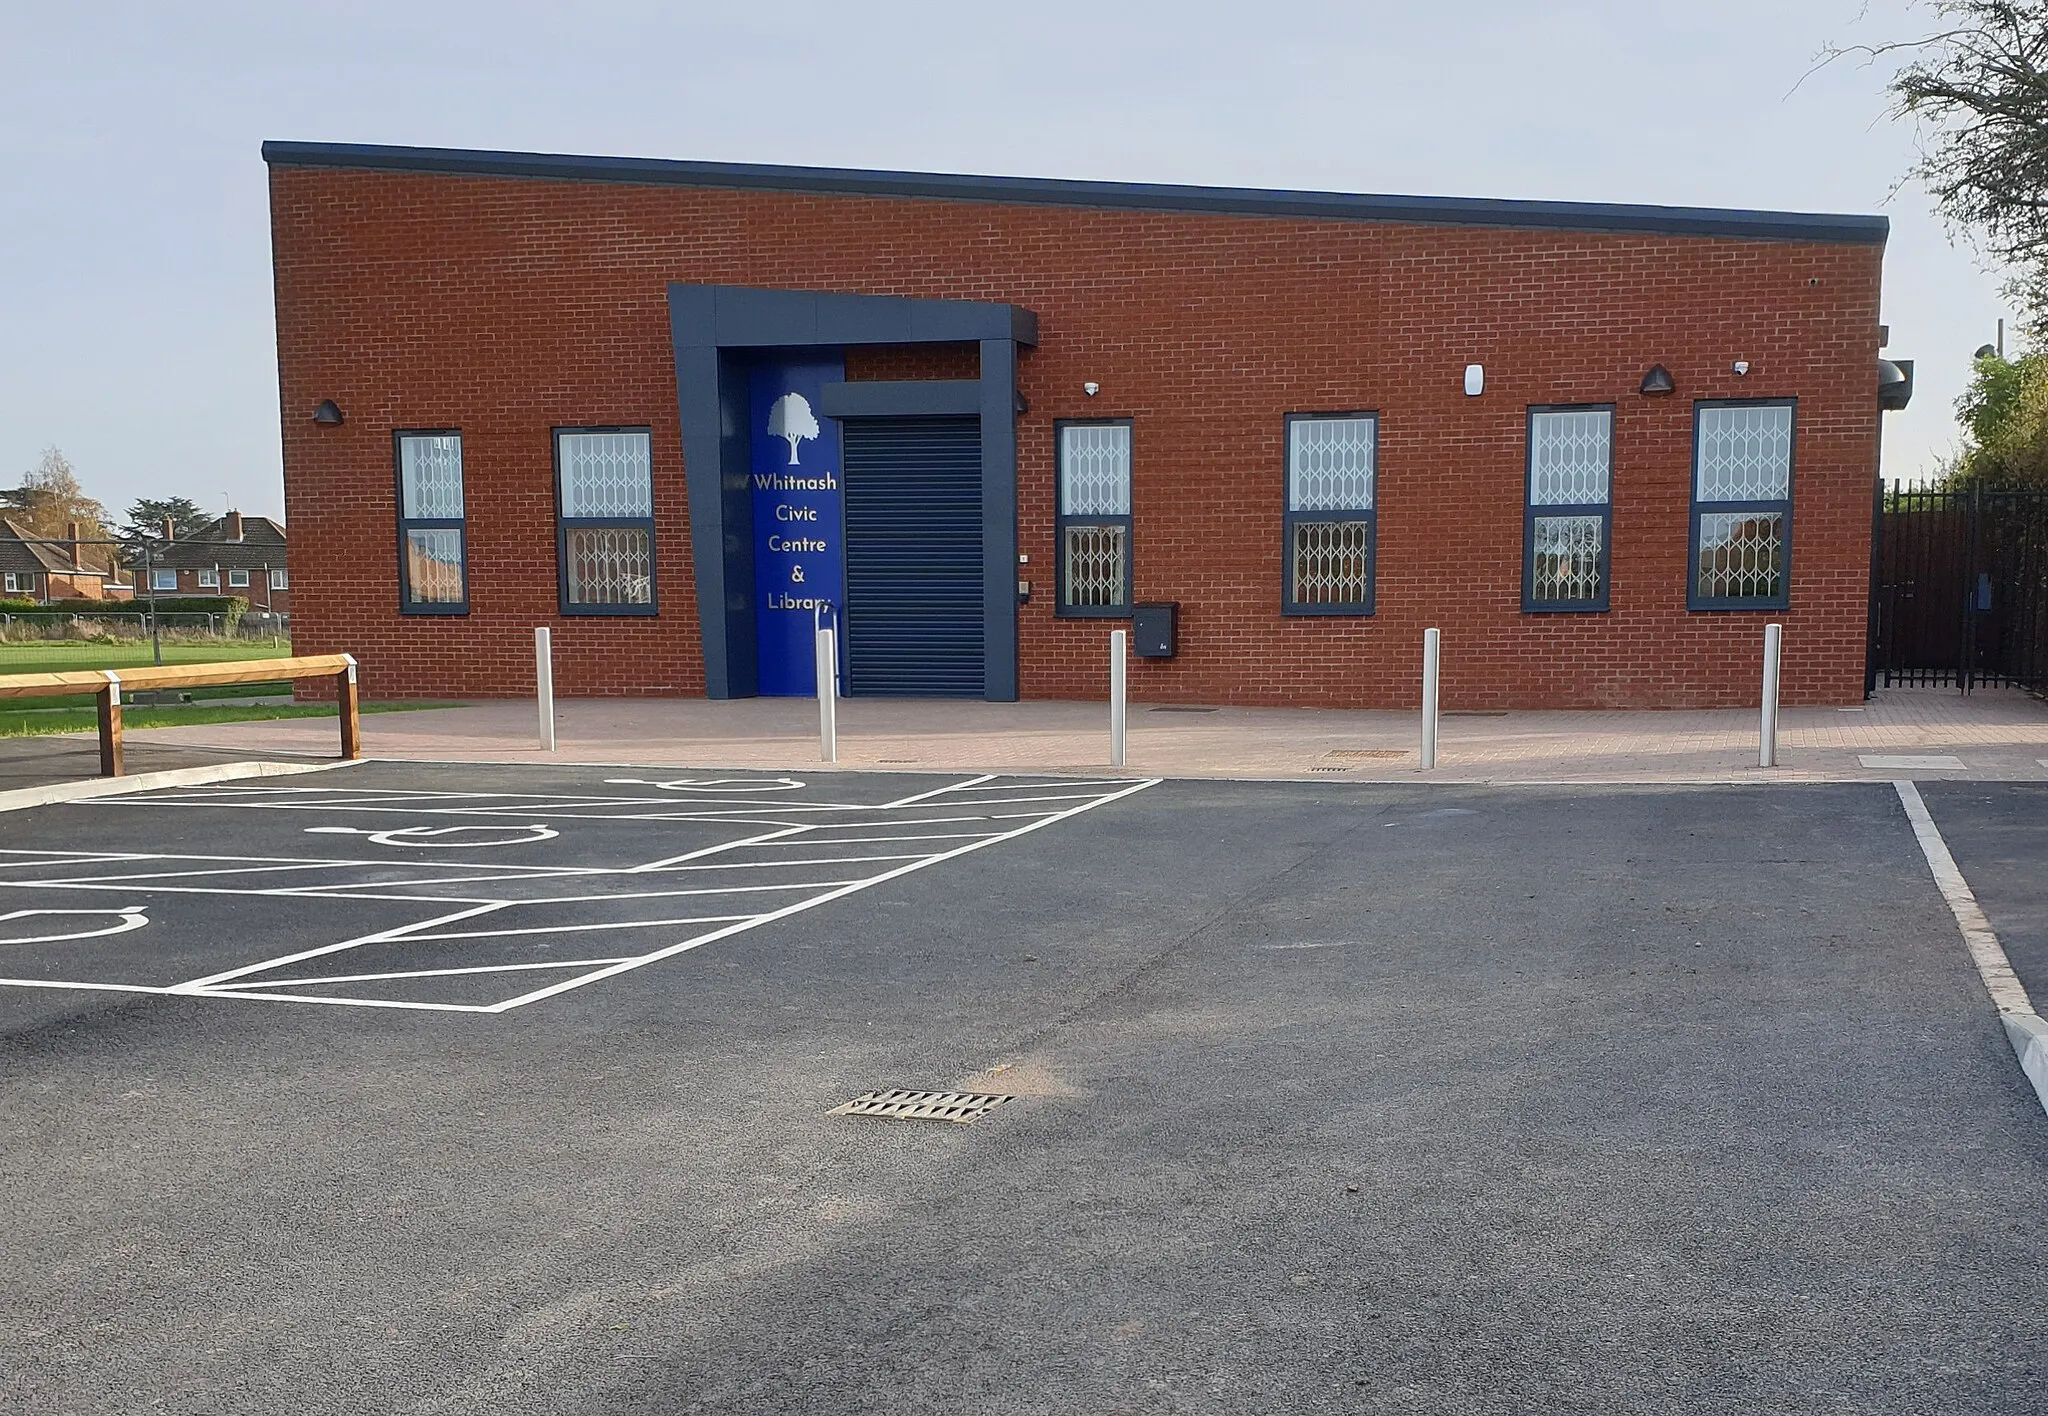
xmin=1463 ymin=364 xmax=1484 ymax=396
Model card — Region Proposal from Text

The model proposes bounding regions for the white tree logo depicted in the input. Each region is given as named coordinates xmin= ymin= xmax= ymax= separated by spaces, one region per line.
xmin=766 ymin=393 xmax=821 ymax=466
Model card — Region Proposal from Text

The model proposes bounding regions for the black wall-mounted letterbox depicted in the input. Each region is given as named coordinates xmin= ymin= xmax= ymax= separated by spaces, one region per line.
xmin=1132 ymin=601 xmax=1178 ymax=658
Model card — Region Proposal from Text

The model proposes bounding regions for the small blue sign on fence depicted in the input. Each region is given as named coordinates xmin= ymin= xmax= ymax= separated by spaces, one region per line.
xmin=750 ymin=357 xmax=845 ymax=695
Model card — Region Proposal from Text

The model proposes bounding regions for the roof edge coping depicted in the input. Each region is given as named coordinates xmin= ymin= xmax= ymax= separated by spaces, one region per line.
xmin=261 ymin=141 xmax=1889 ymax=247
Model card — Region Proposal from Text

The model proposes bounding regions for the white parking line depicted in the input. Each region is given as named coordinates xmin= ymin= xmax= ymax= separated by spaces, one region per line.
xmin=1894 ymin=780 xmax=2048 ymax=1115
xmin=215 ymin=956 xmax=635 ymax=991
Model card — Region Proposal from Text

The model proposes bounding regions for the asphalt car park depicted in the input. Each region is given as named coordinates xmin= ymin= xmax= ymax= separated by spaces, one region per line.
xmin=3 ymin=765 xmax=2044 ymax=1414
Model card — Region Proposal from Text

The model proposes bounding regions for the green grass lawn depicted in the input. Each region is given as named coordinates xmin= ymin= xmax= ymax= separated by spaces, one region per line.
xmin=0 ymin=639 xmax=299 ymax=708
xmin=0 ymin=639 xmax=290 ymax=676
xmin=0 ymin=700 xmax=462 ymax=739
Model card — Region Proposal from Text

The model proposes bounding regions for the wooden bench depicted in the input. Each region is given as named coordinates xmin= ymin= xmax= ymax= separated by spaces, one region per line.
xmin=0 ymin=654 xmax=361 ymax=777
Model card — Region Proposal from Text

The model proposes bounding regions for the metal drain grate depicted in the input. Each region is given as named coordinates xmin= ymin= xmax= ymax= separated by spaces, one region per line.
xmin=1150 ymin=705 xmax=1219 ymax=713
xmin=1326 ymin=749 xmax=1408 ymax=759
xmin=828 ymin=1089 xmax=1012 ymax=1124
xmin=1309 ymin=765 xmax=1353 ymax=773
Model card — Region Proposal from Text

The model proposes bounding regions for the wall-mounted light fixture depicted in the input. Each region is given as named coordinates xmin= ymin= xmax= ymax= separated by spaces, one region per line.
xmin=312 ymin=400 xmax=345 ymax=426
xmin=1639 ymin=364 xmax=1676 ymax=396
xmin=1463 ymin=364 xmax=1485 ymax=397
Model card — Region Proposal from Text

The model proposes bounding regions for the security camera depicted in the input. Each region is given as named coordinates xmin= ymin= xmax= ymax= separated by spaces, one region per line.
xmin=1733 ymin=360 xmax=1750 ymax=376
xmin=1083 ymin=382 xmax=1100 ymax=397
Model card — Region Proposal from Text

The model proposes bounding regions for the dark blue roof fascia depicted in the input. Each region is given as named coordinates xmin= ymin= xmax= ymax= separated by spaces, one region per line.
xmin=261 ymin=141 xmax=1889 ymax=247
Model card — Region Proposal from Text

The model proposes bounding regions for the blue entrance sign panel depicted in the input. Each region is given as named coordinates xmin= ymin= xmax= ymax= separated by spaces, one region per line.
xmin=751 ymin=357 xmax=845 ymax=695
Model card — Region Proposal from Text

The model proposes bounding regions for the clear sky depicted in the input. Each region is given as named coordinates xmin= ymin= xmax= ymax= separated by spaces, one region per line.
xmin=0 ymin=0 xmax=2009 ymax=524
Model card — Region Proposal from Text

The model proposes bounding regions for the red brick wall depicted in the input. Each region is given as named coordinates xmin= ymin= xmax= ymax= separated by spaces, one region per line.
xmin=845 ymin=343 xmax=980 ymax=382
xmin=270 ymin=165 xmax=1884 ymax=708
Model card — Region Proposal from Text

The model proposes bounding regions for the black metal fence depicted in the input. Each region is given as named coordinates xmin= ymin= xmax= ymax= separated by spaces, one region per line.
xmin=1873 ymin=484 xmax=2048 ymax=693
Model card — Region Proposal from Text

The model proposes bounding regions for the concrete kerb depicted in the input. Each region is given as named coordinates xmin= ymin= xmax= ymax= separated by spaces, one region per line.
xmin=345 ymin=755 xmax=2027 ymax=790
xmin=0 ymin=757 xmax=363 ymax=815
xmin=2004 ymin=1014 xmax=2048 ymax=1113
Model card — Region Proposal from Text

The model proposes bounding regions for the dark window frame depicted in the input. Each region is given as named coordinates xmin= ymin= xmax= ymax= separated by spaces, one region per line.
xmin=393 ymin=428 xmax=470 ymax=616
xmin=1522 ymin=403 xmax=1615 ymax=614
xmin=1281 ymin=410 xmax=1378 ymax=617
xmin=1054 ymin=418 xmax=1135 ymax=619
xmin=1687 ymin=398 xmax=1795 ymax=612
xmin=553 ymin=425 xmax=659 ymax=618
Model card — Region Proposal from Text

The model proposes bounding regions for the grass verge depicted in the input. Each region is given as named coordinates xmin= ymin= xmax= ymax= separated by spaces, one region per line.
xmin=0 ymin=641 xmax=302 ymax=709
xmin=0 ymin=701 xmax=463 ymax=739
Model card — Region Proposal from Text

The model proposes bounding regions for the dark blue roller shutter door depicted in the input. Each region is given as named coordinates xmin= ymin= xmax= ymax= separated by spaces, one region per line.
xmin=841 ymin=416 xmax=984 ymax=697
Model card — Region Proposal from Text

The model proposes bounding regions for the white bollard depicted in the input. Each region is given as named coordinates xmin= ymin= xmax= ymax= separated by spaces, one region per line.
xmin=1760 ymin=622 xmax=1783 ymax=769
xmin=1109 ymin=630 xmax=1128 ymax=768
xmin=534 ymin=627 xmax=557 ymax=752
xmin=1420 ymin=627 xmax=1441 ymax=770
xmin=816 ymin=622 xmax=838 ymax=763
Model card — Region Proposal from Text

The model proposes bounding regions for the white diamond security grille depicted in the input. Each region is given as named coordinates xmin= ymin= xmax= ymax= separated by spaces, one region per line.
xmin=565 ymin=527 xmax=653 ymax=606
xmin=829 ymin=1089 xmax=1012 ymax=1124
xmin=1062 ymin=525 xmax=1127 ymax=607
xmin=1530 ymin=515 xmax=1604 ymax=604
xmin=559 ymin=432 xmax=654 ymax=517
xmin=1288 ymin=417 xmax=1375 ymax=511
xmin=1696 ymin=405 xmax=1792 ymax=501
xmin=404 ymin=529 xmax=465 ymax=604
xmin=1291 ymin=519 xmax=1372 ymax=605
xmin=1060 ymin=425 xmax=1131 ymax=514
xmin=1696 ymin=512 xmax=1785 ymax=601
xmin=399 ymin=435 xmax=464 ymax=518
xmin=1529 ymin=410 xmax=1611 ymax=506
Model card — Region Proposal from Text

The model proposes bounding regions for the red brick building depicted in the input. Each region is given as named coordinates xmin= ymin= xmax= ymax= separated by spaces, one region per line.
xmin=0 ymin=519 xmax=133 ymax=602
xmin=266 ymin=141 xmax=1911 ymax=708
xmin=153 ymin=512 xmax=292 ymax=618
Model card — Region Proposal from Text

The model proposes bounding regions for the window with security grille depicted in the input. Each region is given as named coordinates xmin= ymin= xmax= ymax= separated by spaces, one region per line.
xmin=1690 ymin=401 xmax=1793 ymax=610
xmin=1524 ymin=406 xmax=1613 ymax=612
xmin=396 ymin=431 xmax=468 ymax=613
xmin=1056 ymin=421 xmax=1132 ymax=615
xmin=556 ymin=428 xmax=656 ymax=613
xmin=1284 ymin=413 xmax=1376 ymax=614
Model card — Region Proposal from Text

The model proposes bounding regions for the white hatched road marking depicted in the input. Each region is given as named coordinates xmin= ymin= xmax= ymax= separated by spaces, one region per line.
xmin=0 ymin=772 xmax=1159 ymax=1014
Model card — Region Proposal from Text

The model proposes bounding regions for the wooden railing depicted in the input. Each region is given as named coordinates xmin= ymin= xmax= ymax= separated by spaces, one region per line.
xmin=0 ymin=654 xmax=361 ymax=777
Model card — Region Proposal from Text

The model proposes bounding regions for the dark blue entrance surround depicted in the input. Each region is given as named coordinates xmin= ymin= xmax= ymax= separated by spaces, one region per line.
xmin=668 ymin=284 xmax=1038 ymax=700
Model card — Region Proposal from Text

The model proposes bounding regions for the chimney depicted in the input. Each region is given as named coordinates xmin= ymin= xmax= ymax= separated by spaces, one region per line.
xmin=68 ymin=521 xmax=84 ymax=571
xmin=162 ymin=515 xmax=175 ymax=542
xmin=227 ymin=511 xmax=244 ymax=543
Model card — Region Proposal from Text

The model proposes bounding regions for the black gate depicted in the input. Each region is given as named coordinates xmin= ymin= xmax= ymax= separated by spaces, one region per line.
xmin=1872 ymin=484 xmax=2048 ymax=692
xmin=840 ymin=416 xmax=985 ymax=698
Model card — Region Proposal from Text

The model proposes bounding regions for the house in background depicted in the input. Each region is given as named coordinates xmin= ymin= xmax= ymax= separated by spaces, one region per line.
xmin=0 ymin=518 xmax=134 ymax=601
xmin=153 ymin=512 xmax=291 ymax=615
